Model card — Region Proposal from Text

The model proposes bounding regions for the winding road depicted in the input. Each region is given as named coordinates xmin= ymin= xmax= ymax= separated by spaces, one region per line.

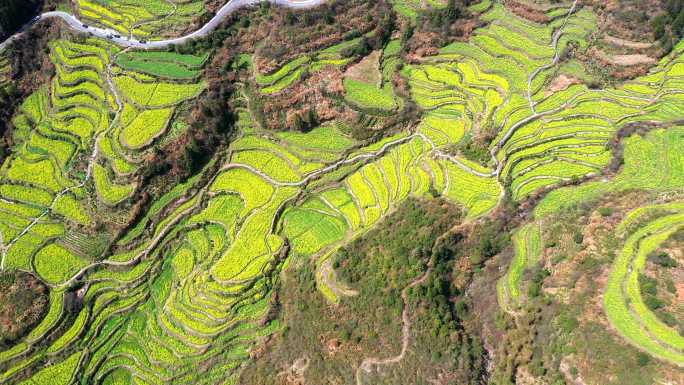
xmin=0 ymin=0 xmax=327 ymax=51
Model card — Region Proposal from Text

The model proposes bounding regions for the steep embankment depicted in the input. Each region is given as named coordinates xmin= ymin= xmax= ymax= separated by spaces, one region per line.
xmin=0 ymin=1 xmax=44 ymax=41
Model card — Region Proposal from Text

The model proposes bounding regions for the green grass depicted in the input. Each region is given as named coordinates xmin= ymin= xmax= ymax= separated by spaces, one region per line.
xmin=52 ymin=46 xmax=106 ymax=73
xmin=346 ymin=171 xmax=378 ymax=224
xmin=116 ymin=55 xmax=198 ymax=79
xmin=389 ymin=0 xmax=449 ymax=18
xmin=128 ymin=51 xmax=208 ymax=67
xmin=171 ymin=246 xmax=195 ymax=281
xmin=232 ymin=150 xmax=301 ymax=183
xmin=53 ymin=194 xmax=91 ymax=225
xmin=76 ymin=0 xmax=204 ymax=39
xmin=255 ymin=56 xmax=310 ymax=85
xmin=19 ymin=87 xmax=49 ymax=124
xmin=5 ymin=3 xmax=684 ymax=382
xmin=321 ymin=188 xmax=362 ymax=231
xmin=54 ymin=77 xmax=105 ymax=101
xmin=98 ymin=137 xmax=137 ymax=175
xmin=26 ymin=131 xmax=76 ymax=170
xmin=496 ymin=91 xmax=652 ymax=200
xmin=363 ymin=163 xmax=390 ymax=211
xmin=47 ymin=308 xmax=89 ymax=353
xmin=24 ymin=289 xmax=64 ymax=344
xmin=383 ymin=39 xmax=401 ymax=57
xmin=443 ymin=160 xmax=501 ymax=218
xmin=261 ymin=68 xmax=304 ymax=94
xmin=469 ymin=0 xmax=492 ymax=13
xmin=120 ymin=170 xmax=205 ymax=244
xmin=188 ymin=194 xmax=244 ymax=231
xmin=210 ymin=187 xmax=298 ymax=283
xmin=19 ymin=351 xmax=82 ymax=385
xmin=419 ymin=113 xmax=466 ymax=146
xmin=276 ymin=123 xmax=354 ymax=152
xmin=5 ymin=158 xmax=71 ymax=192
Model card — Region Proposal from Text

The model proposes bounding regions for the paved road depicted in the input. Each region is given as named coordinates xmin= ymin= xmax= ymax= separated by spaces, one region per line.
xmin=0 ymin=0 xmax=326 ymax=51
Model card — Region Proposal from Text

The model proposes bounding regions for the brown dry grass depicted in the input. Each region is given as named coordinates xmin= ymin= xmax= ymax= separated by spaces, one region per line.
xmin=344 ymin=50 xmax=381 ymax=86
xmin=0 ymin=271 xmax=48 ymax=346
xmin=505 ymin=1 xmax=550 ymax=23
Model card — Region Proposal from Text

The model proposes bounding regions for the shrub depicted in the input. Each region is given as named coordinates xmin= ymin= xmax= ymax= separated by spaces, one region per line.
xmin=457 ymin=137 xmax=491 ymax=165
xmin=598 ymin=207 xmax=613 ymax=217
xmin=557 ymin=312 xmax=579 ymax=333
xmin=666 ymin=279 xmax=677 ymax=293
xmin=527 ymin=266 xmax=550 ymax=298
xmin=657 ymin=311 xmax=678 ymax=327
xmin=636 ymin=352 xmax=651 ymax=367
xmin=648 ymin=251 xmax=678 ymax=268
xmin=644 ymin=296 xmax=665 ymax=311
xmin=638 ymin=274 xmax=658 ymax=296
xmin=573 ymin=232 xmax=584 ymax=245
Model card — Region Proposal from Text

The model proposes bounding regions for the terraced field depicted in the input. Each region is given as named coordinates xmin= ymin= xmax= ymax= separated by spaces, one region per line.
xmin=497 ymin=221 xmax=542 ymax=310
xmin=75 ymin=0 xmax=206 ymax=40
xmin=0 ymin=35 xmax=211 ymax=384
xmin=2 ymin=0 xmax=684 ymax=383
xmin=253 ymin=38 xmax=359 ymax=95
xmin=604 ymin=203 xmax=684 ymax=366
xmin=405 ymin=3 xmax=684 ymax=204
xmin=0 ymin=54 xmax=9 ymax=90
xmin=535 ymin=127 xmax=684 ymax=218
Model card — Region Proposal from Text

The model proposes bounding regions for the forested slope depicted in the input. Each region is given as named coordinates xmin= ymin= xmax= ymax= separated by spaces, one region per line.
xmin=0 ymin=1 xmax=43 ymax=40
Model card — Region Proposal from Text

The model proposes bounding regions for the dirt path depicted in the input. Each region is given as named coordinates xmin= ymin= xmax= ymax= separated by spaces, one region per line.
xmin=355 ymin=267 xmax=432 ymax=385
xmin=318 ymin=257 xmax=358 ymax=299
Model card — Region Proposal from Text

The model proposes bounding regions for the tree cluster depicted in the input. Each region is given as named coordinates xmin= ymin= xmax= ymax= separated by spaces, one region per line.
xmin=0 ymin=0 xmax=42 ymax=39
xmin=652 ymin=0 xmax=684 ymax=53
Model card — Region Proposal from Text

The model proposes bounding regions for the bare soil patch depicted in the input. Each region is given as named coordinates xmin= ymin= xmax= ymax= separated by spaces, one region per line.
xmin=591 ymin=47 xmax=657 ymax=66
xmin=676 ymin=283 xmax=684 ymax=302
xmin=545 ymin=74 xmax=582 ymax=97
xmin=603 ymin=35 xmax=653 ymax=50
xmin=344 ymin=50 xmax=381 ymax=86
xmin=606 ymin=53 xmax=657 ymax=66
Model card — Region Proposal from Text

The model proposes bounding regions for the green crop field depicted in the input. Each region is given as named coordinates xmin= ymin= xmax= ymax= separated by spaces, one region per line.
xmin=114 ymin=76 xmax=205 ymax=107
xmin=76 ymin=0 xmax=206 ymax=40
xmin=343 ymin=79 xmax=397 ymax=111
xmin=120 ymin=107 xmax=173 ymax=149
xmin=115 ymin=51 xmax=206 ymax=79
xmin=535 ymin=127 xmax=684 ymax=217
xmin=604 ymin=207 xmax=684 ymax=366
xmin=497 ymin=222 xmax=542 ymax=310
